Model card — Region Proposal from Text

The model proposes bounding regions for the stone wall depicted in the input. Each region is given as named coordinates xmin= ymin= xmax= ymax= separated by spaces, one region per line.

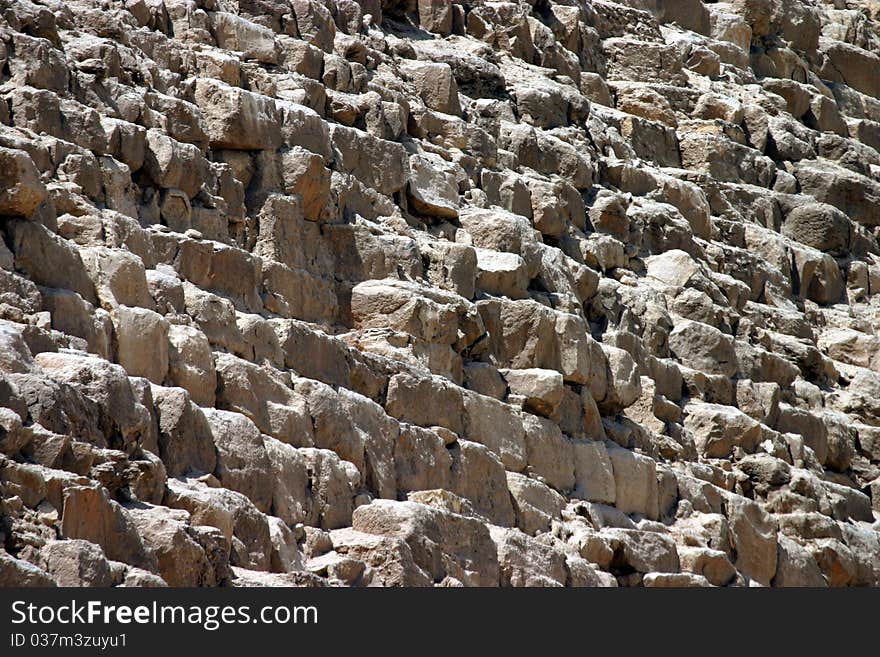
xmin=1 ymin=0 xmax=880 ymax=587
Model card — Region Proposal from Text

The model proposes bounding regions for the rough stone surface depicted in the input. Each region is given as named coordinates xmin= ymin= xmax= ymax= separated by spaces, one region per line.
xmin=1 ymin=0 xmax=879 ymax=590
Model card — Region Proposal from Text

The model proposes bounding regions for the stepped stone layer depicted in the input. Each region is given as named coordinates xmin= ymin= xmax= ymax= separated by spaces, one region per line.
xmin=1 ymin=0 xmax=880 ymax=588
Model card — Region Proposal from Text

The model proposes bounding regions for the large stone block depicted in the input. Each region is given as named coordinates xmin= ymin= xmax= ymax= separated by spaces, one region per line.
xmin=194 ymin=79 xmax=282 ymax=151
xmin=61 ymin=485 xmax=157 ymax=571
xmin=111 ymin=306 xmax=169 ymax=385
xmin=0 ymin=146 xmax=46 ymax=217
xmin=606 ymin=443 xmax=659 ymax=520
xmin=329 ymin=125 xmax=408 ymax=196
xmin=352 ymin=499 xmax=500 ymax=586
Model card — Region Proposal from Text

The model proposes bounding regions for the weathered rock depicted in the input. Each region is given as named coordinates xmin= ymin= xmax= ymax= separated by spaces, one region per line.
xmin=772 ymin=536 xmax=827 ymax=587
xmin=463 ymin=390 xmax=527 ymax=472
xmin=142 ymin=129 xmax=210 ymax=199
xmin=211 ymin=11 xmax=279 ymax=63
xmin=0 ymin=146 xmax=46 ymax=217
xmin=281 ymin=146 xmax=331 ymax=222
xmin=386 ymin=372 xmax=464 ymax=435
xmin=684 ymin=401 xmax=763 ymax=458
xmin=329 ymin=125 xmax=408 ymax=196
xmin=669 ymin=320 xmax=738 ymax=378
xmin=407 ymin=152 xmax=460 ymax=219
xmin=0 ymin=552 xmax=56 ymax=587
xmin=39 ymin=539 xmax=115 ymax=587
xmin=166 ymin=324 xmax=216 ymax=407
xmin=402 ymin=61 xmax=461 ymax=116
xmin=606 ymin=444 xmax=659 ymax=520
xmin=128 ymin=505 xmax=219 ymax=587
xmin=677 ymin=545 xmax=736 ymax=587
xmin=475 ymin=249 xmax=529 ymax=300
xmin=0 ymin=0 xmax=878 ymax=590
xmin=503 ymin=368 xmax=564 ymax=418
xmin=165 ymin=478 xmax=269 ymax=572
xmin=203 ymin=409 xmax=273 ymax=514
xmin=214 ymin=353 xmax=313 ymax=447
xmin=60 ymin=485 xmax=156 ymax=572
xmin=34 ymin=351 xmax=152 ymax=454
xmin=603 ymin=528 xmax=680 ymax=574
xmin=603 ymin=38 xmax=686 ymax=86
xmin=111 ymin=306 xmax=169 ymax=384
xmin=291 ymin=0 xmax=336 ymax=52
xmin=598 ymin=345 xmax=641 ymax=413
xmin=300 ymin=447 xmax=359 ymax=530
xmin=151 ymin=386 xmax=217 ymax=478
xmin=572 ymin=440 xmax=616 ymax=505
xmin=448 ymin=440 xmax=516 ymax=527
xmin=262 ymin=437 xmax=310 ymax=527
xmin=352 ymin=500 xmax=500 ymax=586
xmin=393 ymin=420 xmax=449 ymax=490
xmin=491 ymin=526 xmax=567 ymax=587
xmin=521 ymin=413 xmax=574 ymax=493
xmin=418 ymin=0 xmax=452 ymax=35
xmin=4 ymin=220 xmax=97 ymax=305
xmin=506 ymin=472 xmax=565 ymax=535
xmin=329 ymin=528 xmax=432 ymax=586
xmin=724 ymin=493 xmax=777 ymax=586
xmin=782 ymin=204 xmax=852 ymax=255
xmin=194 ymin=79 xmax=282 ymax=151
xmin=810 ymin=538 xmax=857 ymax=587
